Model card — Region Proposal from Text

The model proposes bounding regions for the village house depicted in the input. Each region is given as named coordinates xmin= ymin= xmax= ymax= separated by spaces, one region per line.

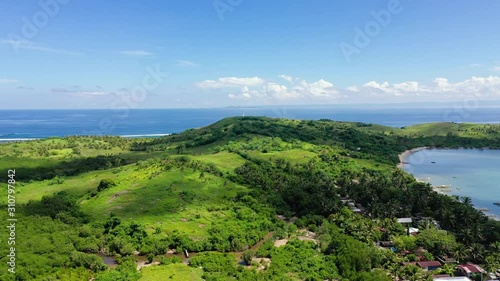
xmin=432 ymin=277 xmax=472 ymax=281
xmin=456 ymin=263 xmax=485 ymax=278
xmin=416 ymin=261 xmax=442 ymax=271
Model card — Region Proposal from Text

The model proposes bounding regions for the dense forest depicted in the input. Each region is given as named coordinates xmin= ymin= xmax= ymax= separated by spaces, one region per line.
xmin=0 ymin=117 xmax=499 ymax=281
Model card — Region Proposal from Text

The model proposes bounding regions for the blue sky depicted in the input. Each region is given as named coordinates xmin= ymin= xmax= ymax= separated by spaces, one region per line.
xmin=1 ymin=0 xmax=500 ymax=109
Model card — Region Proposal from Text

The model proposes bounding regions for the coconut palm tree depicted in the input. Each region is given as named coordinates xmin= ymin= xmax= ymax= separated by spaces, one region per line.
xmin=452 ymin=243 xmax=469 ymax=263
xmin=435 ymin=263 xmax=456 ymax=277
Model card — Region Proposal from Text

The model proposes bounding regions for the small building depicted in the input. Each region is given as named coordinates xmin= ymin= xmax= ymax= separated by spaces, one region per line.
xmin=432 ymin=274 xmax=452 ymax=279
xmin=397 ymin=217 xmax=413 ymax=235
xmin=457 ymin=263 xmax=485 ymax=278
xmin=433 ymin=277 xmax=472 ymax=281
xmin=437 ymin=255 xmax=457 ymax=265
xmin=409 ymin=227 xmax=419 ymax=235
xmin=397 ymin=218 xmax=413 ymax=224
xmin=417 ymin=261 xmax=442 ymax=271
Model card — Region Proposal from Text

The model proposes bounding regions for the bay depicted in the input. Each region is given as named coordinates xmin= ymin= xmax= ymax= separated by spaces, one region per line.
xmin=403 ymin=148 xmax=500 ymax=218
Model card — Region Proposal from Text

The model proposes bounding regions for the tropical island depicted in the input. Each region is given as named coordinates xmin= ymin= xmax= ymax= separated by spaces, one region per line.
xmin=1 ymin=117 xmax=499 ymax=281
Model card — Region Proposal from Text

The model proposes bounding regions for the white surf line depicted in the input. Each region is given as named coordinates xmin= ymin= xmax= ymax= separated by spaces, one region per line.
xmin=120 ymin=133 xmax=171 ymax=138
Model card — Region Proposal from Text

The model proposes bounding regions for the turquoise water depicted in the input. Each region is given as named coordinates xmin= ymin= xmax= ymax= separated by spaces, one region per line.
xmin=403 ymin=149 xmax=500 ymax=218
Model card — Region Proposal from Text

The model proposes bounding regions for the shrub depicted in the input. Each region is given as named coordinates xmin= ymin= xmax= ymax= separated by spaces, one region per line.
xmin=97 ymin=179 xmax=117 ymax=192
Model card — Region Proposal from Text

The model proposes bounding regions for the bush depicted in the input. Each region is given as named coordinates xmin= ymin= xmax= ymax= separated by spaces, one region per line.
xmin=242 ymin=250 xmax=255 ymax=265
xmin=98 ymin=179 xmax=117 ymax=192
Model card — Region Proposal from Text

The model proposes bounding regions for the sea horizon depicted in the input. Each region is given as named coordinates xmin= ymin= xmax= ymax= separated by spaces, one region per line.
xmin=1 ymin=106 xmax=500 ymax=141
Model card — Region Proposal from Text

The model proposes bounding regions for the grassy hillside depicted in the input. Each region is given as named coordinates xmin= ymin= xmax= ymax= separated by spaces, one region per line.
xmin=1 ymin=117 xmax=499 ymax=281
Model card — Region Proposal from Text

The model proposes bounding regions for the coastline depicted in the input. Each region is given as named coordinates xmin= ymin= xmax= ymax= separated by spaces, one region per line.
xmin=397 ymin=147 xmax=429 ymax=169
xmin=398 ymin=147 xmax=500 ymax=221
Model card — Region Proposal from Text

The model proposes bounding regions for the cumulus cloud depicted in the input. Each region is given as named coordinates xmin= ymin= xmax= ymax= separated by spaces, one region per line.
xmin=198 ymin=75 xmax=338 ymax=101
xmin=355 ymin=76 xmax=500 ymax=99
xmin=197 ymin=75 xmax=500 ymax=103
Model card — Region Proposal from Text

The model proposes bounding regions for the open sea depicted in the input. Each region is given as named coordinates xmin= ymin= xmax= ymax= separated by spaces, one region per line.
xmin=1 ymin=105 xmax=500 ymax=140
xmin=1 ymin=106 xmax=499 ymax=217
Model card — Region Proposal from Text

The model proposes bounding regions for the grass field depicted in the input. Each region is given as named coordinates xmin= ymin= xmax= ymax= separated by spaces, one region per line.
xmin=139 ymin=263 xmax=203 ymax=281
xmin=191 ymin=151 xmax=247 ymax=174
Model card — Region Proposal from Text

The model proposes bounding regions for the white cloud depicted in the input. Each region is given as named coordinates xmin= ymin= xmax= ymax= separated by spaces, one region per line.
xmin=71 ymin=91 xmax=114 ymax=96
xmin=52 ymin=88 xmax=114 ymax=97
xmin=198 ymin=75 xmax=500 ymax=103
xmin=176 ymin=59 xmax=200 ymax=67
xmin=0 ymin=39 xmax=83 ymax=55
xmin=200 ymin=76 xmax=338 ymax=101
xmin=278 ymin=75 xmax=293 ymax=83
xmin=0 ymin=78 xmax=18 ymax=84
xmin=118 ymin=50 xmax=154 ymax=56
xmin=346 ymin=86 xmax=359 ymax=92
xmin=298 ymin=79 xmax=336 ymax=97
xmin=356 ymin=76 xmax=500 ymax=99
xmin=491 ymin=66 xmax=500 ymax=71
xmin=197 ymin=77 xmax=265 ymax=88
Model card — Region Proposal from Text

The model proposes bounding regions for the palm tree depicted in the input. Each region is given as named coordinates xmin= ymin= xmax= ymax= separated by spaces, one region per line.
xmin=435 ymin=263 xmax=456 ymax=277
xmin=483 ymin=255 xmax=499 ymax=281
xmin=489 ymin=241 xmax=500 ymax=253
xmin=460 ymin=196 xmax=472 ymax=206
xmin=452 ymin=244 xmax=469 ymax=263
xmin=468 ymin=243 xmax=486 ymax=263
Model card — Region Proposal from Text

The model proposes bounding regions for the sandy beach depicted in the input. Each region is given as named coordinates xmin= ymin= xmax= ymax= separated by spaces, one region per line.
xmin=397 ymin=147 xmax=429 ymax=169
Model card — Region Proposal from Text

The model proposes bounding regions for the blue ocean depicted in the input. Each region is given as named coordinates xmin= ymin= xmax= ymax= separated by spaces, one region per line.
xmin=1 ymin=105 xmax=500 ymax=139
xmin=403 ymin=149 xmax=500 ymax=218
xmin=1 ymin=106 xmax=499 ymax=218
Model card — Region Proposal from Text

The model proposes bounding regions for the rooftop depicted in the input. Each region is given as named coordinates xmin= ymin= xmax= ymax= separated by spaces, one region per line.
xmin=417 ymin=261 xmax=442 ymax=268
xmin=397 ymin=218 xmax=413 ymax=224
xmin=433 ymin=277 xmax=471 ymax=281
xmin=458 ymin=263 xmax=485 ymax=274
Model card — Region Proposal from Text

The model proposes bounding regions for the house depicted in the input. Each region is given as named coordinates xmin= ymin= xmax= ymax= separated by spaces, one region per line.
xmin=417 ymin=261 xmax=442 ymax=271
xmin=397 ymin=217 xmax=413 ymax=235
xmin=409 ymin=227 xmax=419 ymax=235
xmin=457 ymin=263 xmax=485 ymax=278
xmin=397 ymin=218 xmax=413 ymax=224
xmin=437 ymin=255 xmax=457 ymax=265
xmin=433 ymin=277 xmax=472 ymax=281
xmin=432 ymin=274 xmax=452 ymax=279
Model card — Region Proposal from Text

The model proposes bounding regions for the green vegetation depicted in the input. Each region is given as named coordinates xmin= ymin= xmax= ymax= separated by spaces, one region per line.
xmin=0 ymin=117 xmax=499 ymax=280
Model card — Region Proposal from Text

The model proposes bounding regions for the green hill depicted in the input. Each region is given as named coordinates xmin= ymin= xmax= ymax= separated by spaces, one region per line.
xmin=0 ymin=117 xmax=499 ymax=281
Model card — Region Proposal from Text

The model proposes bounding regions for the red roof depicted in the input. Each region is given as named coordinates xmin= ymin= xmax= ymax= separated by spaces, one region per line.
xmin=458 ymin=263 xmax=484 ymax=273
xmin=417 ymin=261 xmax=441 ymax=268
